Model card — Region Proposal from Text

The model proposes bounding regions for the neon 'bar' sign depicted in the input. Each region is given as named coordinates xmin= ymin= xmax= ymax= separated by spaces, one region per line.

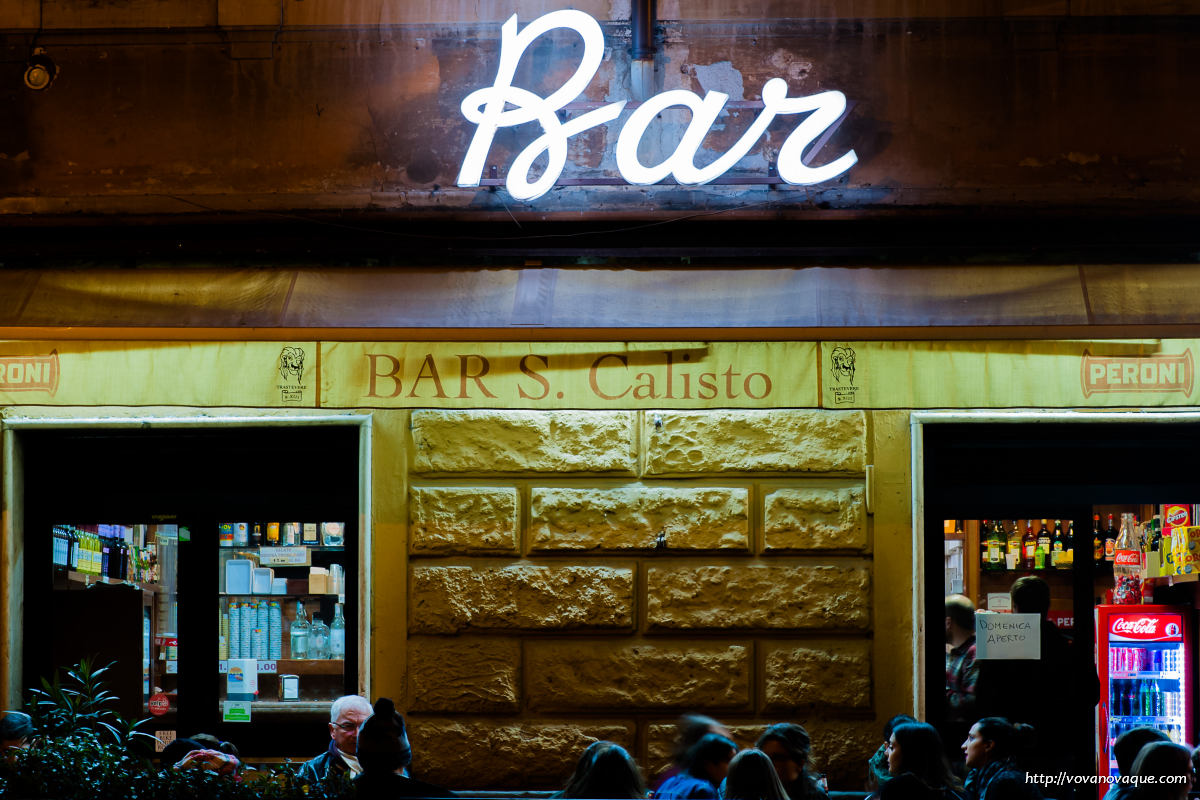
xmin=457 ymin=10 xmax=858 ymax=201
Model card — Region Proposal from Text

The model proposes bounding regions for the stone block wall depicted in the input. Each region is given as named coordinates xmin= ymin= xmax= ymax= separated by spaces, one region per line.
xmin=404 ymin=409 xmax=876 ymax=790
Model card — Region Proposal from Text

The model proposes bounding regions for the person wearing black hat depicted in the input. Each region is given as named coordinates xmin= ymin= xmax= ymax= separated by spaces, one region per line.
xmin=354 ymin=697 xmax=454 ymax=799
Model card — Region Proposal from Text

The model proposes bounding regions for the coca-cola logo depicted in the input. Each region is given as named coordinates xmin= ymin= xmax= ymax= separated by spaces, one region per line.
xmin=1110 ymin=615 xmax=1183 ymax=642
xmin=1113 ymin=617 xmax=1158 ymax=635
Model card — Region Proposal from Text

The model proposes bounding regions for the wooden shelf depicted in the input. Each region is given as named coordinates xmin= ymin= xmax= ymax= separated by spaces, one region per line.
xmin=274 ymin=659 xmax=343 ymax=676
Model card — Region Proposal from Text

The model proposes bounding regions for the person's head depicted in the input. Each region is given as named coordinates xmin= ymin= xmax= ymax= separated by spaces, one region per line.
xmin=161 ymin=737 xmax=205 ymax=768
xmin=1010 ymin=576 xmax=1051 ymax=617
xmin=328 ymin=694 xmax=373 ymax=756
xmin=945 ymin=595 xmax=975 ymax=641
xmin=961 ymin=718 xmax=1035 ymax=771
xmin=0 ymin=711 xmax=33 ymax=751
xmin=1114 ymin=726 xmax=1170 ymax=777
xmin=887 ymin=723 xmax=959 ymax=790
xmin=1131 ymin=741 xmax=1193 ymax=800
xmin=723 ymin=749 xmax=789 ymax=800
xmin=188 ymin=733 xmax=240 ymax=759
xmin=355 ymin=697 xmax=412 ymax=775
xmin=755 ymin=722 xmax=813 ymax=785
xmin=561 ymin=741 xmax=646 ymax=799
xmin=683 ymin=732 xmax=738 ymax=787
xmin=882 ymin=714 xmax=916 ymax=742
xmin=672 ymin=714 xmax=733 ymax=765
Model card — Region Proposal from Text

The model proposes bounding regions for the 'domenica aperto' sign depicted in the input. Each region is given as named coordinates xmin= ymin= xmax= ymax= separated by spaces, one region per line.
xmin=456 ymin=10 xmax=858 ymax=201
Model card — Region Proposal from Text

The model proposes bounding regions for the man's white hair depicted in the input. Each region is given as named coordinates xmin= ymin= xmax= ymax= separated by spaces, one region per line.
xmin=330 ymin=694 xmax=372 ymax=722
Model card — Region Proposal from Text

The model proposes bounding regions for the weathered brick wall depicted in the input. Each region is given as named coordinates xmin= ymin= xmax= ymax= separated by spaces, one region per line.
xmin=404 ymin=409 xmax=877 ymax=790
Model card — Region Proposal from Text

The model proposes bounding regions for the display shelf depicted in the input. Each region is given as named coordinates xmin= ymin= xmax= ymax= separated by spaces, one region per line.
xmin=219 ymin=592 xmax=346 ymax=599
xmin=61 ymin=570 xmax=163 ymax=595
xmin=1110 ymin=671 xmax=1181 ymax=679
xmin=219 ymin=545 xmax=345 ymax=553
xmin=219 ymin=700 xmax=332 ymax=717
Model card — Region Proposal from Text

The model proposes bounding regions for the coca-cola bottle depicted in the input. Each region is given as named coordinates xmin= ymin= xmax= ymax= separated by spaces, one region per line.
xmin=1114 ymin=512 xmax=1143 ymax=604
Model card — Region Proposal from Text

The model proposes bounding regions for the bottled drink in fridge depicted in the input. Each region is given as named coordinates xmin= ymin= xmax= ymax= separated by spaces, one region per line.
xmin=290 ymin=601 xmax=310 ymax=659
xmin=330 ymin=602 xmax=346 ymax=659
xmin=1113 ymin=512 xmax=1143 ymax=604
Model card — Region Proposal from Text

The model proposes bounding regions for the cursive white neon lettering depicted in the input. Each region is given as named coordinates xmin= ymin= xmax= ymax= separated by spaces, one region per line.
xmin=457 ymin=10 xmax=857 ymax=200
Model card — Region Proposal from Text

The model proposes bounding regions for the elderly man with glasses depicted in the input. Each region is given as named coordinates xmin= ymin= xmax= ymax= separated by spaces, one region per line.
xmin=298 ymin=695 xmax=376 ymax=785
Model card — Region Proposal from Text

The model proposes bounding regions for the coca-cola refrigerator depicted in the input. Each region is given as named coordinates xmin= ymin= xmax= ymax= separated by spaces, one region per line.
xmin=1097 ymin=605 xmax=1193 ymax=792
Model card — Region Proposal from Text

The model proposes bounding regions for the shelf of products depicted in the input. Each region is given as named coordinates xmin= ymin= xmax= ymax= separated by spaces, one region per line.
xmin=219 ymin=521 xmax=349 ymax=708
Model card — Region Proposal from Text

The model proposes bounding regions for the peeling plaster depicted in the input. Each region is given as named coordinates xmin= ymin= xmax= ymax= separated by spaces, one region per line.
xmin=693 ymin=61 xmax=745 ymax=100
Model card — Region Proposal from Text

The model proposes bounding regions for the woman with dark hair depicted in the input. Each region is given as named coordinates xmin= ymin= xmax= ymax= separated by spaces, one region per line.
xmin=559 ymin=741 xmax=647 ymax=799
xmin=755 ymin=723 xmax=828 ymax=800
xmin=1131 ymin=742 xmax=1193 ymax=800
xmin=866 ymin=714 xmax=917 ymax=791
xmin=655 ymin=732 xmax=738 ymax=800
xmin=875 ymin=722 xmax=965 ymax=800
xmin=721 ymin=749 xmax=789 ymax=800
xmin=960 ymin=718 xmax=1042 ymax=800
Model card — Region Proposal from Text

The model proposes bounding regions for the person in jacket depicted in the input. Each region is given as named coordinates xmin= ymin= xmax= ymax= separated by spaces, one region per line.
xmin=298 ymin=694 xmax=373 ymax=784
xmin=557 ymin=740 xmax=647 ymax=799
xmin=653 ymin=715 xmax=734 ymax=791
xmin=721 ymin=749 xmax=790 ymax=800
xmin=354 ymin=696 xmax=453 ymax=799
xmin=876 ymin=722 xmax=966 ymax=800
xmin=655 ymin=732 xmax=738 ymax=800
xmin=960 ymin=718 xmax=1043 ymax=800
xmin=755 ymin=723 xmax=828 ymax=800
xmin=867 ymin=714 xmax=917 ymax=791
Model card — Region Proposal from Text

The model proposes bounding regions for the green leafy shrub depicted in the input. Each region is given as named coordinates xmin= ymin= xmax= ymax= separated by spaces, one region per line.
xmin=0 ymin=658 xmax=355 ymax=800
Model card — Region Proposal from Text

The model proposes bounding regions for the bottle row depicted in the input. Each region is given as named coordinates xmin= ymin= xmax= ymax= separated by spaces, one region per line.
xmin=1109 ymin=720 xmax=1186 ymax=748
xmin=219 ymin=522 xmax=344 ymax=549
xmin=219 ymin=598 xmax=345 ymax=661
xmin=1109 ymin=647 xmax=1182 ymax=674
xmin=978 ymin=519 xmax=1077 ymax=572
xmin=52 ymin=523 xmax=162 ymax=583
xmin=1108 ymin=679 xmax=1183 ymax=718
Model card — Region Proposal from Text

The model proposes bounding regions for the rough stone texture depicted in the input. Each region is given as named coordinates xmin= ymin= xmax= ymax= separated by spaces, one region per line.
xmin=409 ymin=486 xmax=520 ymax=554
xmin=525 ymin=642 xmax=750 ymax=710
xmin=647 ymin=565 xmax=870 ymax=630
xmin=644 ymin=410 xmax=866 ymax=475
xmin=408 ymin=638 xmax=521 ymax=712
xmin=763 ymin=485 xmax=867 ymax=551
xmin=411 ymin=564 xmax=634 ymax=633
xmin=530 ymin=486 xmax=749 ymax=551
xmin=763 ymin=641 xmax=872 ymax=709
xmin=408 ymin=719 xmax=635 ymax=789
xmin=411 ymin=410 xmax=636 ymax=474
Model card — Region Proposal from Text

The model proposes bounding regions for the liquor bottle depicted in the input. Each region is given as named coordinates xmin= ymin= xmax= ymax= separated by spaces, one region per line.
xmin=986 ymin=521 xmax=1004 ymax=571
xmin=1105 ymin=514 xmax=1119 ymax=563
xmin=1050 ymin=520 xmax=1064 ymax=568
xmin=977 ymin=520 xmax=988 ymax=569
xmin=1022 ymin=523 xmax=1037 ymax=570
xmin=1006 ymin=520 xmax=1021 ymax=565
xmin=289 ymin=601 xmax=310 ymax=659
xmin=330 ymin=602 xmax=346 ymax=659
xmin=1065 ymin=520 xmax=1075 ymax=568
xmin=1094 ymin=515 xmax=1104 ymax=563
xmin=1114 ymin=512 xmax=1143 ymax=604
xmin=250 ymin=523 xmax=262 ymax=548
xmin=1033 ymin=520 xmax=1048 ymax=570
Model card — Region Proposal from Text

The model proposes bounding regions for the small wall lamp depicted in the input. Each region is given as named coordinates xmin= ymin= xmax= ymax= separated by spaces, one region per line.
xmin=24 ymin=48 xmax=57 ymax=91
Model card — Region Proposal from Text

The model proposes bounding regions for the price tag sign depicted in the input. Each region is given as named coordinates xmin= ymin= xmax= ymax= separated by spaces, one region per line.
xmin=154 ymin=730 xmax=176 ymax=751
xmin=257 ymin=661 xmax=277 ymax=674
xmin=218 ymin=660 xmax=228 ymax=673
xmin=222 ymin=701 xmax=252 ymax=723
xmin=259 ymin=547 xmax=311 ymax=567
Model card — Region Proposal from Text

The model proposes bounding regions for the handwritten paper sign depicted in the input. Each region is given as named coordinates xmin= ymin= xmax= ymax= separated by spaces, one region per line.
xmin=975 ymin=613 xmax=1041 ymax=660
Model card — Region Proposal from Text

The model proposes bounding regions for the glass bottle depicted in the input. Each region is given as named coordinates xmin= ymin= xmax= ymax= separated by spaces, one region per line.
xmin=289 ymin=601 xmax=310 ymax=659
xmin=1021 ymin=523 xmax=1037 ymax=570
xmin=1114 ymin=512 xmax=1143 ymax=605
xmin=310 ymin=616 xmax=330 ymax=660
xmin=330 ymin=602 xmax=346 ymax=659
